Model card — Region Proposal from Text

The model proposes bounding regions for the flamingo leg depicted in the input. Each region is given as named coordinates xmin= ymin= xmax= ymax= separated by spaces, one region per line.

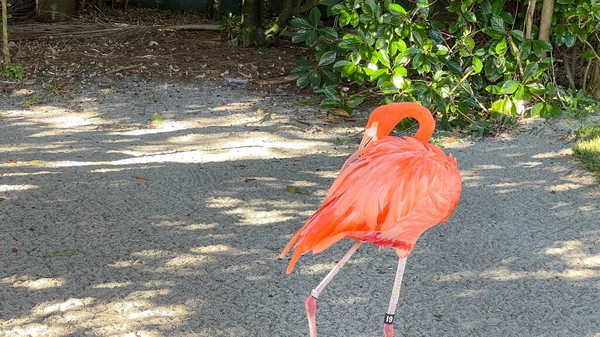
xmin=305 ymin=241 xmax=362 ymax=337
xmin=383 ymin=257 xmax=407 ymax=337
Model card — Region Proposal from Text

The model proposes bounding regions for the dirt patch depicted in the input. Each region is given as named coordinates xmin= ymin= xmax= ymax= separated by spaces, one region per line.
xmin=6 ymin=9 xmax=309 ymax=93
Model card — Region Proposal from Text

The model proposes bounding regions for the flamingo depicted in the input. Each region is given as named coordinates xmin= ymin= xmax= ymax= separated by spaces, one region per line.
xmin=280 ymin=102 xmax=462 ymax=337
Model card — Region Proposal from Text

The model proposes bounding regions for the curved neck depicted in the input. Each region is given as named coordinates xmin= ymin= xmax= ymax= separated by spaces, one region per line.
xmin=377 ymin=103 xmax=435 ymax=142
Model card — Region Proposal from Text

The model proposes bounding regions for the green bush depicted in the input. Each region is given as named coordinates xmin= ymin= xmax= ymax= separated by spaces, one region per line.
xmin=291 ymin=0 xmax=600 ymax=133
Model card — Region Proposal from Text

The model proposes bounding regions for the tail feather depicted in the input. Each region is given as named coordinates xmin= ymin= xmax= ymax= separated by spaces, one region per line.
xmin=281 ymin=196 xmax=351 ymax=274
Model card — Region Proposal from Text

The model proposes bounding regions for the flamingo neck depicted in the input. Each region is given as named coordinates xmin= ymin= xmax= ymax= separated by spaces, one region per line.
xmin=378 ymin=103 xmax=435 ymax=142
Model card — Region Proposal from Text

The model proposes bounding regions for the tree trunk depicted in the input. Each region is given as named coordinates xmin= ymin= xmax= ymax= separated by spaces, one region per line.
xmin=241 ymin=0 xmax=264 ymax=46
xmin=1 ymin=0 xmax=9 ymax=65
xmin=538 ymin=0 xmax=554 ymax=58
xmin=264 ymin=0 xmax=319 ymax=38
xmin=589 ymin=59 xmax=600 ymax=100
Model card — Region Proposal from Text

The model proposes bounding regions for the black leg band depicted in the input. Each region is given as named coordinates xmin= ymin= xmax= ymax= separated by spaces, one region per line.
xmin=384 ymin=313 xmax=395 ymax=325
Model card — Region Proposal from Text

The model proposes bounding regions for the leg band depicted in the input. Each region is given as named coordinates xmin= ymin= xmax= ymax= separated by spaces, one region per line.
xmin=384 ymin=313 xmax=395 ymax=325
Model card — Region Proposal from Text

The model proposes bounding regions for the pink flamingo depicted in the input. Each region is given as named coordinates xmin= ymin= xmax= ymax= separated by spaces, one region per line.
xmin=281 ymin=102 xmax=462 ymax=337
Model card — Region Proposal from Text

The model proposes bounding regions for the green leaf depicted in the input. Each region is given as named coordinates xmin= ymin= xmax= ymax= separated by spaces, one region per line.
xmin=52 ymin=249 xmax=77 ymax=257
xmin=522 ymin=63 xmax=539 ymax=82
xmin=321 ymin=98 xmax=341 ymax=108
xmin=526 ymin=83 xmax=546 ymax=94
xmin=306 ymin=30 xmax=318 ymax=47
xmin=532 ymin=40 xmax=552 ymax=57
xmin=485 ymin=84 xmax=500 ymax=94
xmin=309 ymin=70 xmax=321 ymax=88
xmin=495 ymin=39 xmax=508 ymax=54
xmin=309 ymin=7 xmax=321 ymax=26
xmin=582 ymin=49 xmax=596 ymax=60
xmin=474 ymin=48 xmax=485 ymax=57
xmin=286 ymin=185 xmax=309 ymax=195
xmin=292 ymin=29 xmax=308 ymax=43
xmin=491 ymin=97 xmax=514 ymax=114
xmin=472 ymin=56 xmax=483 ymax=73
xmin=339 ymin=11 xmax=351 ymax=26
xmin=320 ymin=0 xmax=342 ymax=5
xmin=445 ymin=59 xmax=462 ymax=75
xmin=296 ymin=71 xmax=311 ymax=88
xmin=464 ymin=11 xmax=477 ymax=22
xmin=346 ymin=95 xmax=364 ymax=108
xmin=320 ymin=27 xmax=338 ymax=41
xmin=322 ymin=69 xmax=338 ymax=84
xmin=490 ymin=16 xmax=505 ymax=35
xmin=531 ymin=102 xmax=544 ymax=116
xmin=499 ymin=80 xmax=520 ymax=94
xmin=291 ymin=18 xmax=312 ymax=29
xmin=350 ymin=11 xmax=360 ymax=26
xmin=463 ymin=36 xmax=475 ymax=52
xmin=323 ymin=87 xmax=341 ymax=101
xmin=378 ymin=49 xmax=391 ymax=68
xmin=511 ymin=30 xmax=524 ymax=41
xmin=151 ymin=112 xmax=163 ymax=124
xmin=388 ymin=3 xmax=407 ymax=15
xmin=513 ymin=84 xmax=529 ymax=100
xmin=394 ymin=65 xmax=408 ymax=76
xmin=292 ymin=60 xmax=312 ymax=74
xmin=319 ymin=51 xmax=337 ymax=66
xmin=392 ymin=73 xmax=404 ymax=88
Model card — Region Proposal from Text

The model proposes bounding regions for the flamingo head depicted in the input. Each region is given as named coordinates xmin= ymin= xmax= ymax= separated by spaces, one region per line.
xmin=359 ymin=104 xmax=402 ymax=148
xmin=359 ymin=102 xmax=434 ymax=148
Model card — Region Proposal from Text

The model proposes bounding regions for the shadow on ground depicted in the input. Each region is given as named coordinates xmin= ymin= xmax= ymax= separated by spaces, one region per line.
xmin=1 ymin=79 xmax=598 ymax=337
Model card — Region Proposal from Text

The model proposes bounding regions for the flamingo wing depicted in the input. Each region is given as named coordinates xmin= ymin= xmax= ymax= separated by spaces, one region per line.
xmin=281 ymin=137 xmax=462 ymax=274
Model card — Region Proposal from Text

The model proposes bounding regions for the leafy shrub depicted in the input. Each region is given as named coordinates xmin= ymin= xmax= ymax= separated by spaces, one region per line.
xmin=291 ymin=0 xmax=600 ymax=133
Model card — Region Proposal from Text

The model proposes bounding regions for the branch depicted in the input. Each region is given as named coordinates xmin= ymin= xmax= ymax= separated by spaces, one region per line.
xmin=524 ymin=0 xmax=537 ymax=39
xmin=1 ymin=0 xmax=10 ymax=64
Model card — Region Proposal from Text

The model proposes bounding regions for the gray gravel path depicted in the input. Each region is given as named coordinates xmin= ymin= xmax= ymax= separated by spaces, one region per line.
xmin=1 ymin=77 xmax=599 ymax=337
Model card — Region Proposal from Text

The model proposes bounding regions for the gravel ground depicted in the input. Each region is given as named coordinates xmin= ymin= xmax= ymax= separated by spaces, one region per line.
xmin=1 ymin=77 xmax=599 ymax=337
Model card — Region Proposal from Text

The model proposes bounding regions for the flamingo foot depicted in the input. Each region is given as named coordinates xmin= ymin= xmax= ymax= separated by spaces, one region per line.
xmin=305 ymin=295 xmax=318 ymax=337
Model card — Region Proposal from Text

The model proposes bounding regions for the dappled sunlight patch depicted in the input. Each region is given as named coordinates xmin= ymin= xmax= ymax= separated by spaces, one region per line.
xmin=90 ymin=165 xmax=165 ymax=173
xmin=5 ymin=297 xmax=192 ymax=337
xmin=206 ymin=196 xmax=243 ymax=208
xmin=152 ymin=220 xmax=188 ymax=228
xmin=532 ymin=150 xmax=571 ymax=159
xmin=546 ymin=182 xmax=584 ymax=192
xmin=191 ymin=244 xmax=230 ymax=254
xmin=1 ymin=171 xmax=61 ymax=177
xmin=92 ymin=281 xmax=133 ymax=289
xmin=472 ymin=164 xmax=504 ymax=170
xmin=11 ymin=277 xmax=66 ymax=290
xmin=4 ymin=323 xmax=58 ymax=337
xmin=0 ymin=184 xmax=39 ymax=192
xmin=37 ymin=297 xmax=94 ymax=315
xmin=0 ymin=142 xmax=80 ymax=154
xmin=210 ymin=101 xmax=256 ymax=113
xmin=225 ymin=207 xmax=296 ymax=225
xmin=515 ymin=161 xmax=544 ymax=168
xmin=125 ymin=289 xmax=172 ymax=300
xmin=185 ymin=223 xmax=217 ymax=230
xmin=545 ymin=239 xmax=600 ymax=268
xmin=301 ymin=262 xmax=338 ymax=274
xmin=165 ymin=254 xmax=213 ymax=267
xmin=455 ymin=289 xmax=487 ymax=298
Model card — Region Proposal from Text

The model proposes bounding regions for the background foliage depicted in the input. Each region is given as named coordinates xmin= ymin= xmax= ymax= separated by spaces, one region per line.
xmin=290 ymin=0 xmax=600 ymax=134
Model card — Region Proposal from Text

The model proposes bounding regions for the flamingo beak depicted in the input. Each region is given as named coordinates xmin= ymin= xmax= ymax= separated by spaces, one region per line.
xmin=360 ymin=125 xmax=377 ymax=148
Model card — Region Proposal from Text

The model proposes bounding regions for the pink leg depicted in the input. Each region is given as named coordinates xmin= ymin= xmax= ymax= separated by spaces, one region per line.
xmin=305 ymin=241 xmax=362 ymax=337
xmin=383 ymin=257 xmax=407 ymax=337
